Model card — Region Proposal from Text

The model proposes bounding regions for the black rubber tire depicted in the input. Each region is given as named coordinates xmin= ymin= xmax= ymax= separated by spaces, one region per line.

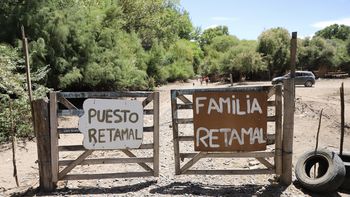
xmin=295 ymin=150 xmax=346 ymax=192
xmin=339 ymin=153 xmax=350 ymax=190
xmin=304 ymin=80 xmax=313 ymax=87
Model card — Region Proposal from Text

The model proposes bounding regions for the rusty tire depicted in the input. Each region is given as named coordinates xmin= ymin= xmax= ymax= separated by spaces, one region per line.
xmin=339 ymin=153 xmax=350 ymax=190
xmin=295 ymin=150 xmax=345 ymax=192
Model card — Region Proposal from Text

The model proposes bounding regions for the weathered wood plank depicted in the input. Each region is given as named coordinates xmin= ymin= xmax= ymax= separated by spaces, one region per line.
xmin=122 ymin=150 xmax=153 ymax=172
xmin=180 ymin=151 xmax=275 ymax=159
xmin=177 ymin=95 xmax=192 ymax=104
xmin=171 ymin=90 xmax=181 ymax=175
xmin=176 ymin=118 xmax=193 ymax=124
xmin=32 ymin=99 xmax=55 ymax=191
xmin=57 ymin=91 xmax=152 ymax=99
xmin=58 ymin=150 xmax=93 ymax=180
xmin=275 ymin=84 xmax=283 ymax=176
xmin=57 ymin=109 xmax=153 ymax=117
xmin=58 ymin=143 xmax=154 ymax=151
xmin=63 ymin=172 xmax=154 ymax=180
xmin=57 ymin=128 xmax=80 ymax=134
xmin=180 ymin=152 xmax=207 ymax=173
xmin=256 ymin=158 xmax=274 ymax=169
xmin=177 ymin=103 xmax=193 ymax=109
xmin=57 ymin=109 xmax=84 ymax=117
xmin=58 ymin=157 xmax=154 ymax=166
xmin=49 ymin=92 xmax=59 ymax=183
xmin=58 ymin=126 xmax=154 ymax=134
xmin=267 ymin=101 xmax=275 ymax=107
xmin=172 ymin=86 xmax=272 ymax=95
xmin=153 ymin=92 xmax=160 ymax=177
xmin=281 ymin=79 xmax=295 ymax=185
xmin=142 ymin=93 xmax=154 ymax=107
xmin=178 ymin=136 xmax=194 ymax=141
xmin=268 ymin=86 xmax=276 ymax=99
xmin=267 ymin=116 xmax=276 ymax=122
xmin=183 ymin=169 xmax=275 ymax=175
xmin=281 ymin=32 xmax=297 ymax=186
xmin=144 ymin=109 xmax=154 ymax=115
xmin=57 ymin=96 xmax=77 ymax=110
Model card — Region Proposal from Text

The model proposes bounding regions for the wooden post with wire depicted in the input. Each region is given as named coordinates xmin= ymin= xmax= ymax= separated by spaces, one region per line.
xmin=10 ymin=100 xmax=19 ymax=187
xmin=340 ymin=83 xmax=345 ymax=156
xmin=281 ymin=32 xmax=297 ymax=185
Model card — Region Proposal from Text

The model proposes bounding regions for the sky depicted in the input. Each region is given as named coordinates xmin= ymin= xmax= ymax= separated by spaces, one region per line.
xmin=181 ymin=0 xmax=350 ymax=40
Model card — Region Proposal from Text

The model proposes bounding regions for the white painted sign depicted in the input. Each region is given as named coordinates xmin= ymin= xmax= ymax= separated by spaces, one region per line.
xmin=78 ymin=99 xmax=143 ymax=149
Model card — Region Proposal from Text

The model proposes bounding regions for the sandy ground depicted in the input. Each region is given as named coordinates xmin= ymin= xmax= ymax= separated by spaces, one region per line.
xmin=1 ymin=78 xmax=350 ymax=197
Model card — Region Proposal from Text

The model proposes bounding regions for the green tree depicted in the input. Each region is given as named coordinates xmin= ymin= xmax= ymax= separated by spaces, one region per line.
xmin=163 ymin=39 xmax=199 ymax=81
xmin=297 ymin=37 xmax=336 ymax=71
xmin=220 ymin=40 xmax=266 ymax=80
xmin=0 ymin=44 xmax=49 ymax=141
xmin=257 ymin=27 xmax=290 ymax=78
xmin=315 ymin=24 xmax=350 ymax=40
xmin=200 ymin=35 xmax=238 ymax=76
xmin=199 ymin=26 xmax=229 ymax=48
xmin=118 ymin=0 xmax=193 ymax=49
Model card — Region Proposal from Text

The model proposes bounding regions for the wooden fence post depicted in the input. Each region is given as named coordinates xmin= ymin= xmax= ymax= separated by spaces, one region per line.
xmin=49 ymin=92 xmax=59 ymax=184
xmin=275 ymin=85 xmax=283 ymax=176
xmin=340 ymin=83 xmax=345 ymax=155
xmin=281 ymin=32 xmax=297 ymax=185
xmin=32 ymin=99 xmax=55 ymax=191
xmin=153 ymin=92 xmax=160 ymax=176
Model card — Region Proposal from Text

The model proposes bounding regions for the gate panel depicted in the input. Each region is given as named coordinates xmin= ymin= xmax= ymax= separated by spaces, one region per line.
xmin=49 ymin=91 xmax=159 ymax=182
xmin=171 ymin=85 xmax=282 ymax=176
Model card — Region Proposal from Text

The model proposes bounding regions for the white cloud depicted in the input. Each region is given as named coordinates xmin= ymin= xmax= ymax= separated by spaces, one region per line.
xmin=312 ymin=17 xmax=350 ymax=29
xmin=211 ymin=17 xmax=238 ymax=21
xmin=299 ymin=33 xmax=314 ymax=39
xmin=204 ymin=24 xmax=220 ymax=30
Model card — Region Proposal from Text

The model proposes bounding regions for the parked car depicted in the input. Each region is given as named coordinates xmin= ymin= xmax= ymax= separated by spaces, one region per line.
xmin=271 ymin=71 xmax=315 ymax=87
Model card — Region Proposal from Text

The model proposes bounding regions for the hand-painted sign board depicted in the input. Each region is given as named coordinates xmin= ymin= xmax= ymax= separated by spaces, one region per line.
xmin=79 ymin=99 xmax=143 ymax=149
xmin=193 ymin=91 xmax=267 ymax=151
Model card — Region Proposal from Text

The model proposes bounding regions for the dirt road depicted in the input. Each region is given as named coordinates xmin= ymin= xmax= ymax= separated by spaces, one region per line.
xmin=1 ymin=78 xmax=349 ymax=196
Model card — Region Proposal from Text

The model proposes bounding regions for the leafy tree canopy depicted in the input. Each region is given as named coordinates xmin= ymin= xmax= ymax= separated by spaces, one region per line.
xmin=315 ymin=24 xmax=350 ymax=40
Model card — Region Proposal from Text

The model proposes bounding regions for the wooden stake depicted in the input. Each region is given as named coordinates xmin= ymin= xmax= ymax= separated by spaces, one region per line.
xmin=10 ymin=100 xmax=19 ymax=187
xmin=340 ymin=83 xmax=345 ymax=156
xmin=314 ymin=109 xmax=323 ymax=153
xmin=21 ymin=26 xmax=35 ymax=134
xmin=281 ymin=32 xmax=297 ymax=186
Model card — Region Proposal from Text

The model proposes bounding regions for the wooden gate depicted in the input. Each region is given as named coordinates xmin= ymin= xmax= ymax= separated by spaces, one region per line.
xmin=33 ymin=91 xmax=159 ymax=191
xmin=170 ymin=85 xmax=283 ymax=176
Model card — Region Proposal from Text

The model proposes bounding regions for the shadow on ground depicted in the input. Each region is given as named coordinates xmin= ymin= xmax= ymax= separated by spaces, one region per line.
xmin=293 ymin=180 xmax=349 ymax=197
xmin=11 ymin=180 xmax=157 ymax=197
xmin=149 ymin=181 xmax=286 ymax=197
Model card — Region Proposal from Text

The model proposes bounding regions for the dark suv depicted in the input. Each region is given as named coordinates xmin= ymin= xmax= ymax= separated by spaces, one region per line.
xmin=271 ymin=71 xmax=315 ymax=87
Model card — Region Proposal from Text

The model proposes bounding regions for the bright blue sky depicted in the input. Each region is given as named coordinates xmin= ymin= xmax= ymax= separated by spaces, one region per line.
xmin=181 ymin=0 xmax=350 ymax=40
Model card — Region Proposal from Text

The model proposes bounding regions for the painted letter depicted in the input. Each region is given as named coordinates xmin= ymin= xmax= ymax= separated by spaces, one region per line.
xmin=208 ymin=98 xmax=221 ymax=114
xmin=251 ymin=98 xmax=262 ymax=114
xmin=196 ymin=127 xmax=209 ymax=147
xmin=236 ymin=99 xmax=246 ymax=115
xmin=219 ymin=97 xmax=231 ymax=113
xmin=195 ymin=97 xmax=207 ymax=114
xmin=88 ymin=109 xmax=96 ymax=124
xmin=88 ymin=128 xmax=97 ymax=143
xmin=209 ymin=129 xmax=219 ymax=148
xmin=220 ymin=128 xmax=231 ymax=146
